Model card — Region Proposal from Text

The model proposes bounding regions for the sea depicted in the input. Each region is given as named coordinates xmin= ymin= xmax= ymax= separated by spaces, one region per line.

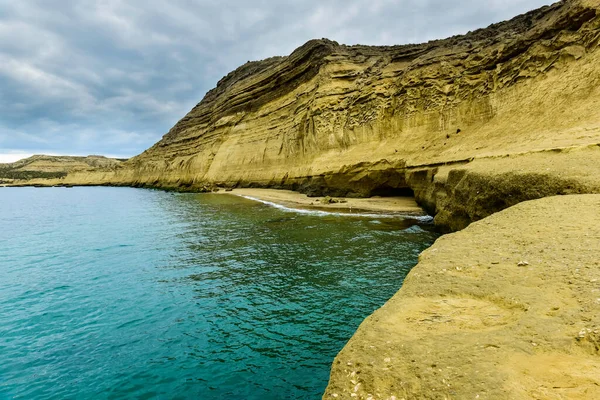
xmin=0 ymin=187 xmax=438 ymax=399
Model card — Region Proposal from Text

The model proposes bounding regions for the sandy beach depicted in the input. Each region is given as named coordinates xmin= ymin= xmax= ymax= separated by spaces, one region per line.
xmin=218 ymin=188 xmax=425 ymax=214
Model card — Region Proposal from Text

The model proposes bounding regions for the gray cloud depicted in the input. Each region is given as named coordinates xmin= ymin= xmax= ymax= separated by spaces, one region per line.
xmin=0 ymin=0 xmax=553 ymax=160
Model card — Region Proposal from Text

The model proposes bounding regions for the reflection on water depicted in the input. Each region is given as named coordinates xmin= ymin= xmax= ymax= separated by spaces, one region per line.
xmin=0 ymin=187 xmax=438 ymax=399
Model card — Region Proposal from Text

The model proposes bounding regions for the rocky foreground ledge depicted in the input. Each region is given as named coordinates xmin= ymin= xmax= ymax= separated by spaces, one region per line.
xmin=325 ymin=194 xmax=600 ymax=399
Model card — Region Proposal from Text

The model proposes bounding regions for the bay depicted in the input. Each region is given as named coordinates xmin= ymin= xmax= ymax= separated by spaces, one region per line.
xmin=0 ymin=187 xmax=438 ymax=399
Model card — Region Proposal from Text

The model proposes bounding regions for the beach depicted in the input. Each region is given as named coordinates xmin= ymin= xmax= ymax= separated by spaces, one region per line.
xmin=219 ymin=188 xmax=426 ymax=215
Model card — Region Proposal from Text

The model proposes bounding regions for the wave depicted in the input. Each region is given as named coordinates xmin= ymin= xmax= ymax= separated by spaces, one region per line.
xmin=238 ymin=195 xmax=434 ymax=222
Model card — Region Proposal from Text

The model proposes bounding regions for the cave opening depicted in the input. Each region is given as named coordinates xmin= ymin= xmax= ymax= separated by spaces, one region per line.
xmin=369 ymin=186 xmax=415 ymax=198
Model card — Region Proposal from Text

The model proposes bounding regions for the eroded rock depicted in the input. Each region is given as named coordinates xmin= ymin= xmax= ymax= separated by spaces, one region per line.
xmin=324 ymin=195 xmax=600 ymax=399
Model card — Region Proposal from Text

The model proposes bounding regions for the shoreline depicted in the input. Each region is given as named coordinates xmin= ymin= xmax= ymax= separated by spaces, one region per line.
xmin=2 ymin=184 xmax=430 ymax=218
xmin=217 ymin=188 xmax=427 ymax=215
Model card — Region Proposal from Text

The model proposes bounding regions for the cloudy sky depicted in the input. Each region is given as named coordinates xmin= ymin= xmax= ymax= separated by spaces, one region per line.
xmin=0 ymin=0 xmax=553 ymax=162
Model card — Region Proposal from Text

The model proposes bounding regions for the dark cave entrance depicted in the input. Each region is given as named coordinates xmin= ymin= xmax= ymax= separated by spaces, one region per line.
xmin=369 ymin=186 xmax=415 ymax=198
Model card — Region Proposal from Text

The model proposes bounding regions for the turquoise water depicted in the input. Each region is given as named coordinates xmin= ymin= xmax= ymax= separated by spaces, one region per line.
xmin=0 ymin=187 xmax=438 ymax=399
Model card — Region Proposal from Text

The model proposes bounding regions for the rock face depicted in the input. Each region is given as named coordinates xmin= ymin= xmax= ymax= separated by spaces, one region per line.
xmin=53 ymin=0 xmax=597 ymax=230
xmin=324 ymin=194 xmax=600 ymax=399
xmin=130 ymin=1 xmax=599 ymax=172
xmin=407 ymin=144 xmax=600 ymax=231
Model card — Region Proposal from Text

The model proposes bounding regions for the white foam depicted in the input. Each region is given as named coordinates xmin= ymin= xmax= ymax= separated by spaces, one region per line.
xmin=238 ymin=195 xmax=434 ymax=222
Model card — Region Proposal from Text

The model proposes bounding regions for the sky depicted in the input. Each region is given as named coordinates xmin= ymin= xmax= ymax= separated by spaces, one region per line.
xmin=0 ymin=0 xmax=554 ymax=163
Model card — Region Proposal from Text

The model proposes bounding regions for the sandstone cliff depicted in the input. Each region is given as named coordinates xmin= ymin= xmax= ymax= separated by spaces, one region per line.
xmin=45 ymin=0 xmax=598 ymax=230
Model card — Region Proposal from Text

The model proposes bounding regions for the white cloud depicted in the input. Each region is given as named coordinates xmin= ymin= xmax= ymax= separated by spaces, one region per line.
xmin=0 ymin=55 xmax=95 ymax=105
xmin=0 ymin=153 xmax=35 ymax=163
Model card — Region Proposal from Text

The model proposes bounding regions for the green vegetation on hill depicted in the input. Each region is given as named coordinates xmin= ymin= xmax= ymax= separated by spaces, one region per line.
xmin=0 ymin=155 xmax=123 ymax=184
xmin=0 ymin=167 xmax=67 ymax=181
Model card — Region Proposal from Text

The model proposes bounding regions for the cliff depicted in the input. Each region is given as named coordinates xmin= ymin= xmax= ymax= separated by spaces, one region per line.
xmin=38 ymin=0 xmax=598 ymax=230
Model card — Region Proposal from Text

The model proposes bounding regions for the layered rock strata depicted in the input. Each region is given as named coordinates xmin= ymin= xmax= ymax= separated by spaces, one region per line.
xmin=130 ymin=0 xmax=600 ymax=189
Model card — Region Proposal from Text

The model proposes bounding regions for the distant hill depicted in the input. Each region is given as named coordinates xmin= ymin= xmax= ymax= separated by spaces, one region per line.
xmin=0 ymin=155 xmax=124 ymax=183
